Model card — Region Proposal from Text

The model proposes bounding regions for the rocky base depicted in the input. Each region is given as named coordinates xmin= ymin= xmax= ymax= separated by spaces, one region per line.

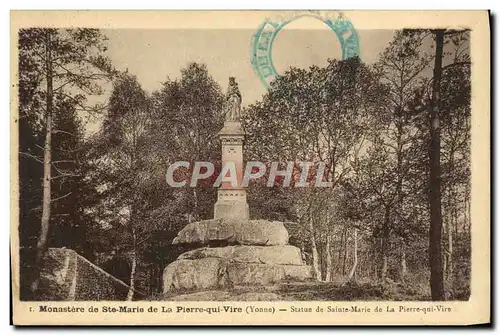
xmin=163 ymin=249 xmax=311 ymax=292
xmin=164 ymin=219 xmax=312 ymax=296
xmin=179 ymin=245 xmax=304 ymax=265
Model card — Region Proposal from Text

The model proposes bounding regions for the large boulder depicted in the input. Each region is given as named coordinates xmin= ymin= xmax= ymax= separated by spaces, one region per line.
xmin=225 ymin=263 xmax=311 ymax=284
xmin=282 ymin=264 xmax=312 ymax=280
xmin=163 ymin=257 xmax=311 ymax=292
xmin=172 ymin=219 xmax=289 ymax=246
xmin=226 ymin=262 xmax=285 ymax=286
xmin=162 ymin=258 xmax=225 ymax=292
xmin=178 ymin=245 xmax=303 ymax=265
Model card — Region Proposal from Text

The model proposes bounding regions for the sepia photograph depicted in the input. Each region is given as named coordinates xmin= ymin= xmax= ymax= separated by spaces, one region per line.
xmin=10 ymin=10 xmax=490 ymax=325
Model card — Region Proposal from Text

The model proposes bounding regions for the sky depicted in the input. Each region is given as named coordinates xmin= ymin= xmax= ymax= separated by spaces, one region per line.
xmin=102 ymin=25 xmax=395 ymax=106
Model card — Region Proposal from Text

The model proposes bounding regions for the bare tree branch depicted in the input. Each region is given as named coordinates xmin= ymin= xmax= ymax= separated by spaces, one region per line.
xmin=19 ymin=151 xmax=43 ymax=163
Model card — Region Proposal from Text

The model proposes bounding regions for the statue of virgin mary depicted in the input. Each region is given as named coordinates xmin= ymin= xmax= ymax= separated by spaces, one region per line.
xmin=225 ymin=77 xmax=242 ymax=122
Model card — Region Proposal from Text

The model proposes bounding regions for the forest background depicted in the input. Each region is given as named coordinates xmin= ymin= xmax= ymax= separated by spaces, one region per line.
xmin=17 ymin=27 xmax=471 ymax=301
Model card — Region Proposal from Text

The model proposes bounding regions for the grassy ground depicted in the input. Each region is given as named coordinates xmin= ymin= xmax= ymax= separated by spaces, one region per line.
xmin=158 ymin=279 xmax=439 ymax=301
xmin=277 ymin=280 xmax=432 ymax=301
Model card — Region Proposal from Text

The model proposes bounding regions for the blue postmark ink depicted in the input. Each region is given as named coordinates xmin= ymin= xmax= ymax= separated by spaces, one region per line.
xmin=251 ymin=11 xmax=360 ymax=89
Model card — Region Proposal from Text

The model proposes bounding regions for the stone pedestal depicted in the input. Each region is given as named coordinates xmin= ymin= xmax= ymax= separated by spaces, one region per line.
xmin=214 ymin=189 xmax=249 ymax=220
xmin=214 ymin=121 xmax=249 ymax=220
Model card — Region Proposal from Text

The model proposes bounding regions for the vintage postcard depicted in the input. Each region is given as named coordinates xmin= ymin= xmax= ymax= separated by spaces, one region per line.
xmin=10 ymin=10 xmax=490 ymax=326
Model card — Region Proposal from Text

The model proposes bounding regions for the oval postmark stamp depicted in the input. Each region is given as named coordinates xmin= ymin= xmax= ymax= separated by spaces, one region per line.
xmin=251 ymin=11 xmax=360 ymax=88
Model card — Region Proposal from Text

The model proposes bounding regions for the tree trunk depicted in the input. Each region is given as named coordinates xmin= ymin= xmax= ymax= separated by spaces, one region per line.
xmin=372 ymin=248 xmax=378 ymax=280
xmin=443 ymin=219 xmax=448 ymax=278
xmin=395 ymin=113 xmax=405 ymax=280
xmin=127 ymin=226 xmax=137 ymax=301
xmin=148 ymin=266 xmax=153 ymax=296
xmin=342 ymin=230 xmax=348 ymax=276
xmin=346 ymin=228 xmax=358 ymax=282
xmin=428 ymin=29 xmax=446 ymax=301
xmin=400 ymin=245 xmax=407 ymax=281
xmin=309 ymin=216 xmax=321 ymax=281
xmin=380 ymin=207 xmax=390 ymax=282
xmin=464 ymin=185 xmax=471 ymax=237
xmin=325 ymin=232 xmax=332 ymax=282
xmin=338 ymin=228 xmax=345 ymax=265
xmin=126 ymin=250 xmax=137 ymax=301
xmin=31 ymin=31 xmax=53 ymax=296
xmin=324 ymin=210 xmax=333 ymax=282
xmin=454 ymin=195 xmax=459 ymax=237
xmin=464 ymin=188 xmax=470 ymax=235
xmin=448 ymin=154 xmax=457 ymax=280
xmin=447 ymin=214 xmax=453 ymax=282
xmin=381 ymin=251 xmax=388 ymax=282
